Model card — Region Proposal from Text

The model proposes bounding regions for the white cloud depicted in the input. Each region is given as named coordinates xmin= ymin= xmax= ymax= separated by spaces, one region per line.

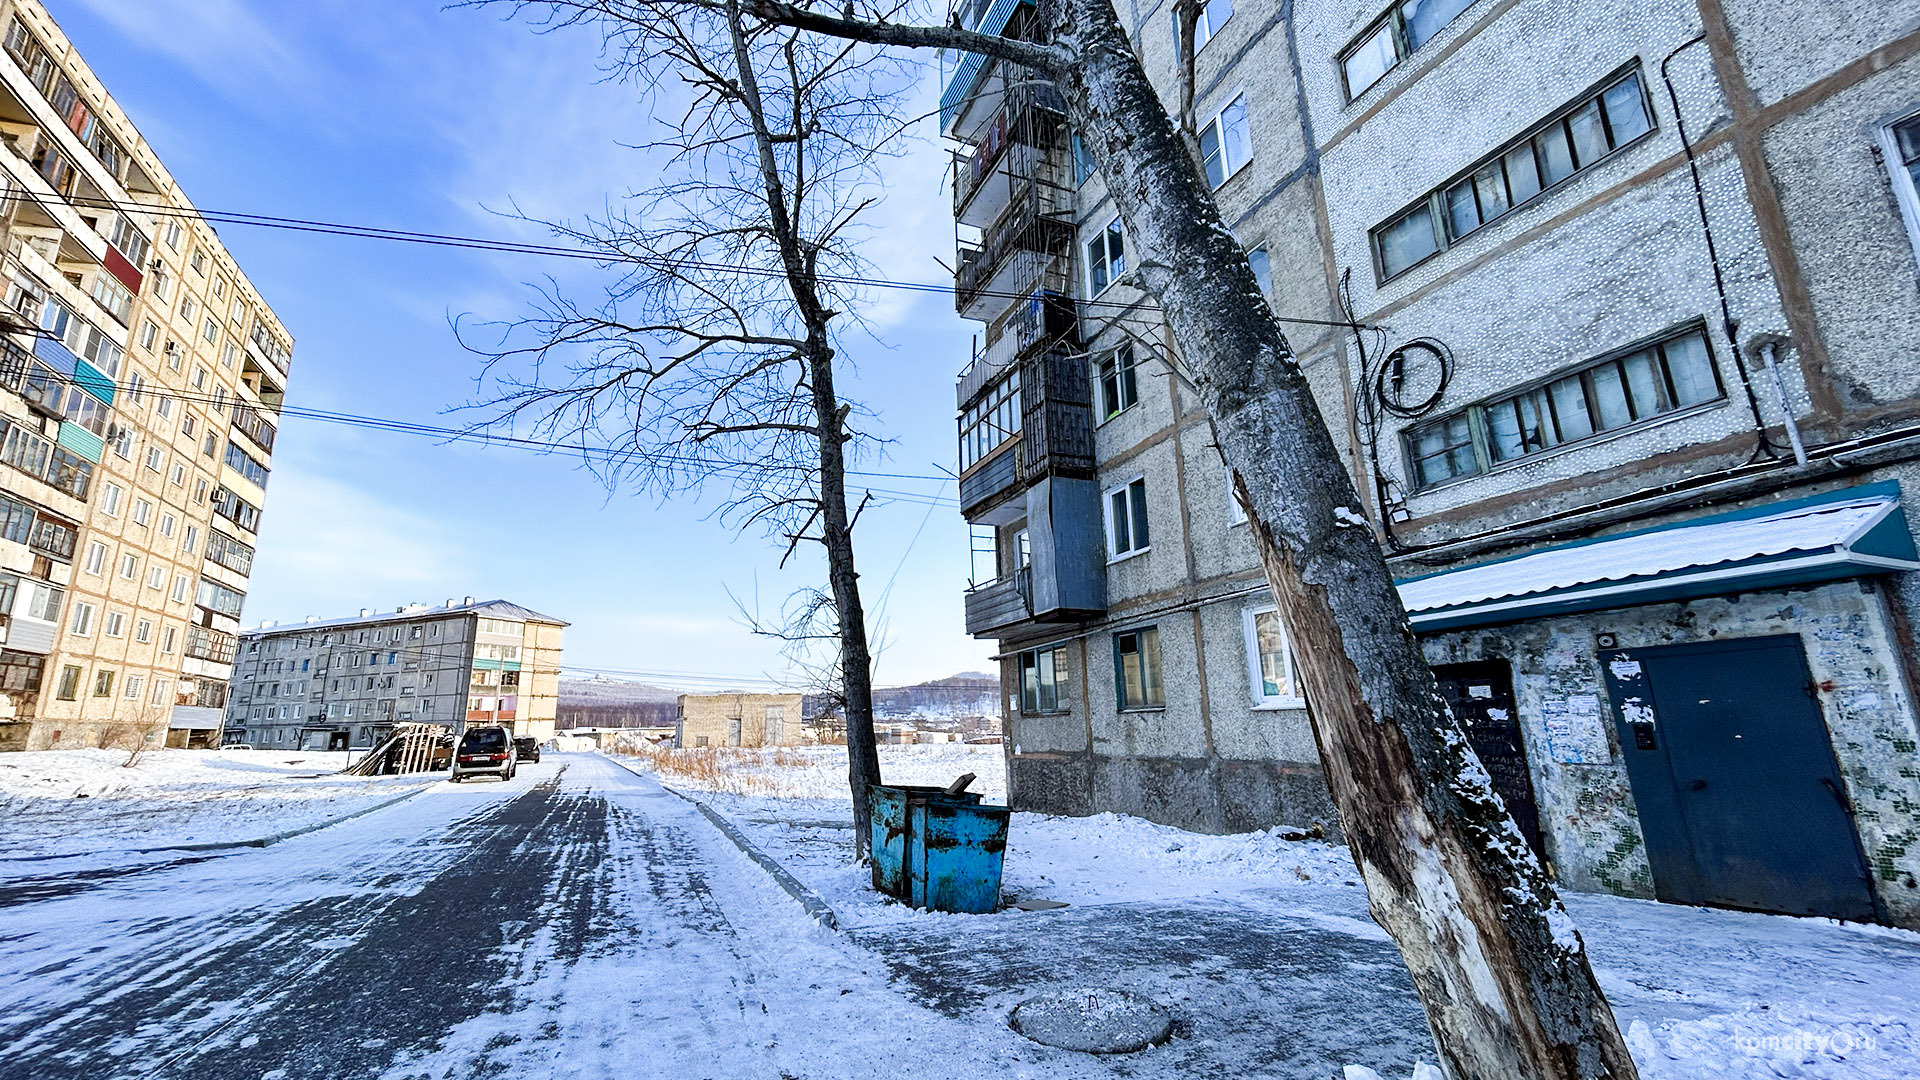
xmin=62 ymin=0 xmax=315 ymax=105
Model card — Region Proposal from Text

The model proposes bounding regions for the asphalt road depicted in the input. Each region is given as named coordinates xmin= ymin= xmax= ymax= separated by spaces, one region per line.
xmin=0 ymin=753 xmax=837 ymax=1080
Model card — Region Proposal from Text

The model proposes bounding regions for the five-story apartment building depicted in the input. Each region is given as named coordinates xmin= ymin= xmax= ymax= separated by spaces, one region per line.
xmin=949 ymin=0 xmax=1920 ymax=928
xmin=0 ymin=0 xmax=292 ymax=752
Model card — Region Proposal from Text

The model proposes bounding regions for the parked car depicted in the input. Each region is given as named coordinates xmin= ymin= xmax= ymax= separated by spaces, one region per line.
xmin=513 ymin=736 xmax=541 ymax=764
xmin=450 ymin=726 xmax=516 ymax=783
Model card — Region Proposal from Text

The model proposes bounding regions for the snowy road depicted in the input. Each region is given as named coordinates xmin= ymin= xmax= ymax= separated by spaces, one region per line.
xmin=0 ymin=753 xmax=1243 ymax=1080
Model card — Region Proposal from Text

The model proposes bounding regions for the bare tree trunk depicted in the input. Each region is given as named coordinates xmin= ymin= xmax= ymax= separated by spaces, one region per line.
xmin=723 ymin=1 xmax=882 ymax=856
xmin=808 ymin=341 xmax=882 ymax=858
xmin=1044 ymin=0 xmax=1637 ymax=1075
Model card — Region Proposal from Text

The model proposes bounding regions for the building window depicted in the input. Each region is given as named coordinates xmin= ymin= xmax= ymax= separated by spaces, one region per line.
xmin=1019 ymin=644 xmax=1072 ymax=713
xmin=1114 ymin=627 xmax=1165 ymax=710
xmin=1198 ymin=94 xmax=1252 ymax=189
xmin=1339 ymin=0 xmax=1478 ymax=101
xmin=101 ymin=483 xmax=122 ymax=516
xmin=1171 ymin=0 xmax=1233 ymax=52
xmin=1097 ymin=344 xmax=1139 ymax=420
xmin=133 ymin=499 xmax=152 ymax=527
xmin=135 ymin=619 xmax=153 ymax=643
xmin=224 ymin=441 xmax=270 ymax=488
xmin=1402 ymin=324 xmax=1721 ymax=489
xmin=1370 ymin=66 xmax=1655 ymax=282
xmin=92 ymin=669 xmax=114 ymax=698
xmin=958 ymin=372 xmax=1021 ymax=472
xmin=1244 ymin=606 xmax=1303 ymax=707
xmin=171 ymin=574 xmax=191 ymax=604
xmin=84 ymin=541 xmax=106 ymax=575
xmin=146 ymin=566 xmax=165 ymax=590
xmin=183 ymin=525 xmax=199 ymax=554
xmin=1086 ymin=216 xmax=1126 ymax=295
xmin=124 ymin=675 xmax=143 ymax=700
xmin=69 ymin=601 xmax=93 ymax=637
xmin=160 ymin=513 xmax=176 ymax=537
xmin=1071 ymin=132 xmax=1096 ymax=187
xmin=1879 ymin=112 xmax=1920 ymax=267
xmin=139 ymin=319 xmax=159 ymax=351
xmin=55 ymin=664 xmax=80 ymax=700
xmin=1226 ymin=466 xmax=1248 ymax=525
xmin=119 ymin=553 xmax=138 ymax=580
xmin=1247 ymin=246 xmax=1272 ymax=293
xmin=162 ymin=626 xmax=177 ymax=653
xmin=1105 ymin=476 xmax=1150 ymax=560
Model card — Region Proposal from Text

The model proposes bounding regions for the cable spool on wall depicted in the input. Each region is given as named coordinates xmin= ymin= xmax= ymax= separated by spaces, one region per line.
xmin=1371 ymin=337 xmax=1453 ymax=420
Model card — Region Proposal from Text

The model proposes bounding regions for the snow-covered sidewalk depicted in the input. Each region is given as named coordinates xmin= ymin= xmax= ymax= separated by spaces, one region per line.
xmin=654 ymin=746 xmax=1920 ymax=1080
xmin=0 ymin=748 xmax=436 ymax=865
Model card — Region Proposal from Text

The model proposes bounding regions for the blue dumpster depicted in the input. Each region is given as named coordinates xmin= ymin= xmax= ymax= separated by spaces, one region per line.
xmin=868 ymin=783 xmax=1005 ymax=913
xmin=909 ymin=798 xmax=1009 ymax=914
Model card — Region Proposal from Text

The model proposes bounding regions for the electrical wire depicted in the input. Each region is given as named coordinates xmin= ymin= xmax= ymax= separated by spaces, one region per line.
xmin=59 ymin=193 xmax=1372 ymax=326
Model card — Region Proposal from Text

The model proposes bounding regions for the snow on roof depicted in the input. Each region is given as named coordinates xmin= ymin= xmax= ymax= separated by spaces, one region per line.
xmin=240 ymin=599 xmax=568 ymax=639
xmin=1399 ymin=494 xmax=1900 ymax=614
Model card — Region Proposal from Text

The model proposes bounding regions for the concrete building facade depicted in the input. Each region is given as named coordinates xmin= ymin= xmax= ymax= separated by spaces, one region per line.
xmin=223 ymin=599 xmax=566 ymax=750
xmin=674 ymin=692 xmax=807 ymax=749
xmin=0 ymin=0 xmax=291 ymax=752
xmin=945 ymin=0 xmax=1920 ymax=926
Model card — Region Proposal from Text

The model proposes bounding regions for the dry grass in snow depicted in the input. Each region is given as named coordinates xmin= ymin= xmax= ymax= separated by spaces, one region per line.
xmin=611 ymin=742 xmax=1005 ymax=801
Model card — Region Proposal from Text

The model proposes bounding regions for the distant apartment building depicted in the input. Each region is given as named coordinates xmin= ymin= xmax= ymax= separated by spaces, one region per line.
xmin=946 ymin=0 xmax=1920 ymax=927
xmin=0 ymin=0 xmax=292 ymax=751
xmin=674 ymin=692 xmax=806 ymax=749
xmin=223 ymin=599 xmax=566 ymax=750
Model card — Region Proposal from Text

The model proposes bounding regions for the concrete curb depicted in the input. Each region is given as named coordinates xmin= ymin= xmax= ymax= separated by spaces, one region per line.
xmin=134 ymin=781 xmax=437 ymax=854
xmin=600 ymin=753 xmax=840 ymax=931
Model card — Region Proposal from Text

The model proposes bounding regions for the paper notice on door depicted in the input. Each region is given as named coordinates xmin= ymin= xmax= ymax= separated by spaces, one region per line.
xmin=1542 ymin=694 xmax=1610 ymax=765
xmin=1608 ymin=659 xmax=1642 ymax=680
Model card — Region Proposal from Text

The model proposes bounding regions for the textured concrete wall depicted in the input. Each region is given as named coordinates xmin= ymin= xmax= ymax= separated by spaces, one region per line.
xmin=1422 ymin=580 xmax=1920 ymax=926
xmin=675 ymin=693 xmax=807 ymax=749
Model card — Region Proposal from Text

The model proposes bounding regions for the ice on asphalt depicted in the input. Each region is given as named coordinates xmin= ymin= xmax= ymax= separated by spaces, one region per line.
xmin=0 ymin=745 xmax=1915 ymax=1079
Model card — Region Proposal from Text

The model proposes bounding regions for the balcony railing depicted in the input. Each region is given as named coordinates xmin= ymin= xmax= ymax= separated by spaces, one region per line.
xmin=957 ymin=341 xmax=1092 ymax=518
xmin=232 ymin=402 xmax=276 ymax=453
xmin=186 ymin=625 xmax=238 ymax=664
xmin=955 ymin=195 xmax=1073 ymax=318
xmin=952 ymin=82 xmax=1067 ymax=224
xmin=963 ymin=568 xmax=1031 ymax=636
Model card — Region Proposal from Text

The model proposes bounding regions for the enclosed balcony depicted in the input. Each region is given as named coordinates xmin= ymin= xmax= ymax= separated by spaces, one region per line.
xmin=957 ymin=297 xmax=1088 ymax=521
xmin=939 ymin=0 xmax=1039 ymax=136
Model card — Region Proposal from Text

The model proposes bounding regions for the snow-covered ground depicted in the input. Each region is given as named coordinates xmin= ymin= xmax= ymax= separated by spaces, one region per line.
xmin=658 ymin=746 xmax=1920 ymax=1080
xmin=0 ymin=748 xmax=436 ymax=863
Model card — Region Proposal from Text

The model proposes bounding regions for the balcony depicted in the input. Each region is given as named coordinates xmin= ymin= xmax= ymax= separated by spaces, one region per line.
xmin=958 ymin=328 xmax=1090 ymax=521
xmin=940 ymin=0 xmax=1035 ymax=135
xmin=952 ymin=82 xmax=1067 ymax=229
xmin=955 ymin=194 xmax=1073 ymax=322
xmin=961 ymin=477 xmax=1107 ymax=639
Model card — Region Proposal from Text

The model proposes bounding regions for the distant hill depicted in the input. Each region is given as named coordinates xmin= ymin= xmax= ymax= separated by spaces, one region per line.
xmin=556 ymin=677 xmax=679 ymax=730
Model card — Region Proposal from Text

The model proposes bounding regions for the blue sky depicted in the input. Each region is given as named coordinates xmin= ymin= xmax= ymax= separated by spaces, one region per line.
xmin=51 ymin=0 xmax=992 ymax=688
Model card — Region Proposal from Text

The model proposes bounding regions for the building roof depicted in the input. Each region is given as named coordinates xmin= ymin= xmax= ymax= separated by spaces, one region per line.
xmin=239 ymin=599 xmax=569 ymax=640
xmin=1397 ymin=483 xmax=1920 ymax=632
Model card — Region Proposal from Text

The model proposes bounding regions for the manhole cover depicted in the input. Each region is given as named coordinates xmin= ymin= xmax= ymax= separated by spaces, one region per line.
xmin=1008 ymin=987 xmax=1173 ymax=1054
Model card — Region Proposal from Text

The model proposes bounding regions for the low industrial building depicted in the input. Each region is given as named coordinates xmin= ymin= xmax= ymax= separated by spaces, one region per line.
xmin=674 ymin=692 xmax=806 ymax=748
xmin=222 ymin=598 xmax=565 ymax=749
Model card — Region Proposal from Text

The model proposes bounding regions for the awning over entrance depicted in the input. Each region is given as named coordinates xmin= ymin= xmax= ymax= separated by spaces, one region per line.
xmin=1399 ymin=482 xmax=1920 ymax=632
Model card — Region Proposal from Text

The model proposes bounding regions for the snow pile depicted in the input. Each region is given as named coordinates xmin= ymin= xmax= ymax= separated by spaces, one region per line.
xmin=0 ymin=748 xmax=435 ymax=860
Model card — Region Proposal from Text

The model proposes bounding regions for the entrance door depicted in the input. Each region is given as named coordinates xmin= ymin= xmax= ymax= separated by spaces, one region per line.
xmin=1432 ymin=661 xmax=1546 ymax=860
xmin=1601 ymin=635 xmax=1875 ymax=920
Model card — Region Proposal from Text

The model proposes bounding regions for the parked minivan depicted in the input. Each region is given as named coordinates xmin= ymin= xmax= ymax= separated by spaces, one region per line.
xmin=450 ymin=725 xmax=516 ymax=783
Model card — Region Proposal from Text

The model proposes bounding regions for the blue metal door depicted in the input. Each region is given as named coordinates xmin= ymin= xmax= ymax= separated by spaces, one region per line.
xmin=1601 ymin=635 xmax=1875 ymax=920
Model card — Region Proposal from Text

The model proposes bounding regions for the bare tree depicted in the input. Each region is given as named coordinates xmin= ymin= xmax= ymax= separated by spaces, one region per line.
xmin=475 ymin=0 xmax=1641 ymax=1076
xmin=97 ymin=716 xmax=166 ymax=768
xmin=462 ymin=1 xmax=917 ymax=857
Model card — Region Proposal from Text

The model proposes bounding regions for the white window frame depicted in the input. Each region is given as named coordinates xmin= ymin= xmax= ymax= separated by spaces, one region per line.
xmin=1197 ymin=92 xmax=1253 ymax=190
xmin=1227 ymin=466 xmax=1248 ymax=526
xmin=1085 ymin=216 xmax=1125 ymax=296
xmin=104 ymin=610 xmax=125 ymax=638
xmin=1879 ymin=112 xmax=1920 ymax=268
xmin=101 ymin=483 xmax=122 ymax=516
xmin=1170 ymin=0 xmax=1233 ymax=53
xmin=69 ymin=601 xmax=94 ymax=637
xmin=1243 ymin=604 xmax=1305 ymax=708
xmin=119 ymin=553 xmax=138 ymax=580
xmin=84 ymin=541 xmax=106 ymax=575
xmin=1096 ymin=343 xmax=1140 ymax=422
xmin=1103 ymin=475 xmax=1151 ymax=562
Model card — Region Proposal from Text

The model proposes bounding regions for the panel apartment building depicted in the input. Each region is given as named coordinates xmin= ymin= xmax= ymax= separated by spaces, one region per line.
xmin=945 ymin=0 xmax=1920 ymax=927
xmin=223 ymin=600 xmax=566 ymax=750
xmin=0 ymin=0 xmax=291 ymax=751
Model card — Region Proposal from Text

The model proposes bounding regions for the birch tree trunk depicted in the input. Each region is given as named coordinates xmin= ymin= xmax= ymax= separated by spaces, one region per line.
xmin=1040 ymin=0 xmax=1638 ymax=1075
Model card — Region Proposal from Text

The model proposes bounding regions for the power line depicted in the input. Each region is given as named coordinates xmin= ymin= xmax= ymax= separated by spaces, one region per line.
xmin=63 ymin=193 xmax=1372 ymax=327
xmin=64 ymin=371 xmax=961 ymax=504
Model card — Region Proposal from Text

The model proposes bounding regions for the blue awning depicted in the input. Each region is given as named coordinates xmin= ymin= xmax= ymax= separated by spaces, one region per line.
xmin=1399 ymin=483 xmax=1920 ymax=632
